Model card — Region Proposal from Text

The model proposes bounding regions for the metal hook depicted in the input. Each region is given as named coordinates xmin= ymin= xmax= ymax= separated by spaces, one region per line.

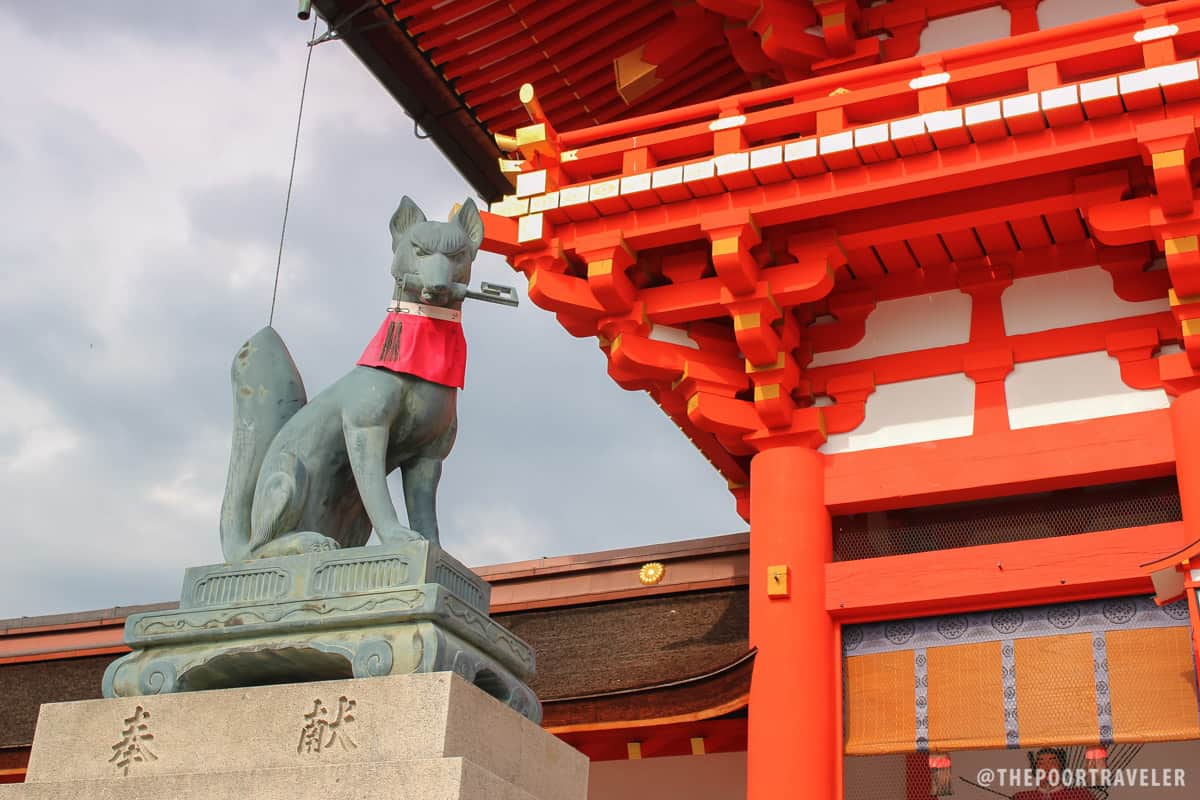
xmin=306 ymin=0 xmax=385 ymax=46
xmin=409 ymin=113 xmax=432 ymax=140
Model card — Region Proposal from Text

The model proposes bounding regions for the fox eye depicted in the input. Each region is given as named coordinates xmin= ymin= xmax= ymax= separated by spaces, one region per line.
xmin=413 ymin=243 xmax=431 ymax=257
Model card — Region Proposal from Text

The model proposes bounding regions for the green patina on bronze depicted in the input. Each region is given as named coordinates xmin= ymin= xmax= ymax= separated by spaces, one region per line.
xmin=104 ymin=198 xmax=540 ymax=720
xmin=102 ymin=539 xmax=540 ymax=721
xmin=220 ymin=196 xmax=482 ymax=562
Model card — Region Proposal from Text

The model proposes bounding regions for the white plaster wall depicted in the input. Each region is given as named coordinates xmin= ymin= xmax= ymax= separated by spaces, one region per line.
xmin=918 ymin=7 xmax=1011 ymax=55
xmin=648 ymin=324 xmax=698 ymax=349
xmin=1006 ymin=351 xmax=1169 ymax=430
xmin=1038 ymin=0 xmax=1140 ymax=32
xmin=1001 ymin=266 xmax=1169 ymax=336
xmin=822 ymin=373 xmax=975 ymax=454
xmin=588 ymin=752 xmax=746 ymax=800
xmin=811 ymin=290 xmax=973 ymax=367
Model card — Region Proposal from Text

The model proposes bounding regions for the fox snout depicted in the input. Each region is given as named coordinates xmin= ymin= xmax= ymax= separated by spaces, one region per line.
xmin=389 ymin=199 xmax=483 ymax=309
xmin=420 ymin=282 xmax=470 ymax=306
xmin=421 ymin=283 xmax=449 ymax=303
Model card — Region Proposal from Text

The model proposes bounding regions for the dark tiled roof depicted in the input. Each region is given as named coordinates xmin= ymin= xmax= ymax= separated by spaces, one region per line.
xmin=0 ymin=587 xmax=748 ymax=747
xmin=498 ymin=587 xmax=747 ymax=699
xmin=0 ymin=655 xmax=112 ymax=748
xmin=0 ymin=603 xmax=176 ymax=633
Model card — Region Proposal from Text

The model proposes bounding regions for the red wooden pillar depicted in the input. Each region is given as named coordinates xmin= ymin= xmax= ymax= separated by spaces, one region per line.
xmin=747 ymin=443 xmax=837 ymax=800
xmin=1170 ymin=390 xmax=1200 ymax=676
xmin=1186 ymin=564 xmax=1200 ymax=684
xmin=1171 ymin=390 xmax=1200 ymax=549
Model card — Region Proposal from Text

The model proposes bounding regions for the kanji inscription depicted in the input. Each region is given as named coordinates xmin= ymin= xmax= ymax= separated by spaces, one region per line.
xmin=297 ymin=695 xmax=358 ymax=754
xmin=109 ymin=705 xmax=158 ymax=776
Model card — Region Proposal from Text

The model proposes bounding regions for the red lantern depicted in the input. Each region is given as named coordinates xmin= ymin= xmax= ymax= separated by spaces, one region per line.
xmin=928 ymin=753 xmax=953 ymax=796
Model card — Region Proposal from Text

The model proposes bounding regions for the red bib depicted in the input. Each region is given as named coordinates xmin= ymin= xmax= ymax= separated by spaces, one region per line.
xmin=357 ymin=310 xmax=467 ymax=389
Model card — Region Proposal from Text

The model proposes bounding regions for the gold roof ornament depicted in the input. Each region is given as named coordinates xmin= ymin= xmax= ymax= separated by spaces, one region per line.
xmin=639 ymin=561 xmax=666 ymax=585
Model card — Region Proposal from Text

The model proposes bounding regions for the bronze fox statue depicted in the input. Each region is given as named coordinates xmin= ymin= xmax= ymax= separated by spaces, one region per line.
xmin=218 ymin=197 xmax=483 ymax=562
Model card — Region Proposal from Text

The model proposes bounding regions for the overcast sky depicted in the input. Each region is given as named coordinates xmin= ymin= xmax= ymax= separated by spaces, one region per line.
xmin=0 ymin=5 xmax=744 ymax=619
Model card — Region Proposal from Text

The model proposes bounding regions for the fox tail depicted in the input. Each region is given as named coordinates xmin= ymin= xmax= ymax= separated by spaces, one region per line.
xmin=218 ymin=326 xmax=307 ymax=562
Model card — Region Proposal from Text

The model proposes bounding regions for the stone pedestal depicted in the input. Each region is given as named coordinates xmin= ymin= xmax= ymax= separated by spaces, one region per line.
xmin=102 ymin=541 xmax=540 ymax=722
xmin=0 ymin=672 xmax=588 ymax=800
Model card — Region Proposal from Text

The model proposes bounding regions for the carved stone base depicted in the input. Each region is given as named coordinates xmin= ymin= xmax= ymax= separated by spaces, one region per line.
xmin=0 ymin=673 xmax=588 ymax=800
xmin=101 ymin=542 xmax=541 ymax=723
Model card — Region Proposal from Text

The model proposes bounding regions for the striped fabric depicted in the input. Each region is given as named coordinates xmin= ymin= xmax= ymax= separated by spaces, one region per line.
xmin=843 ymin=596 xmax=1200 ymax=754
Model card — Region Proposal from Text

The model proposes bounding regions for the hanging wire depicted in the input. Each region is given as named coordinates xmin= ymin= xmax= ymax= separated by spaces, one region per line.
xmin=269 ymin=15 xmax=319 ymax=327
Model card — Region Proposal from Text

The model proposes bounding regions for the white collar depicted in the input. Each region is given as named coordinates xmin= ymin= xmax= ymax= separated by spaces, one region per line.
xmin=387 ymin=300 xmax=461 ymax=322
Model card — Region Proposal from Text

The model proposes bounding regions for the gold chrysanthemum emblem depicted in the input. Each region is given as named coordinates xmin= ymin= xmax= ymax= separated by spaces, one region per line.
xmin=638 ymin=562 xmax=665 ymax=586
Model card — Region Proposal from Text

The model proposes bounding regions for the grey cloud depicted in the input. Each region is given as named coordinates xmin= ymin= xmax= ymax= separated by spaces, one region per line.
xmin=6 ymin=3 xmax=288 ymax=52
xmin=186 ymin=173 xmax=291 ymax=245
xmin=0 ymin=4 xmax=745 ymax=618
xmin=23 ymin=104 xmax=146 ymax=189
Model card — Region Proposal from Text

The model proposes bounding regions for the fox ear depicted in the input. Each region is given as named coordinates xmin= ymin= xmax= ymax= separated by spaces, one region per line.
xmin=454 ymin=198 xmax=485 ymax=253
xmin=389 ymin=196 xmax=426 ymax=250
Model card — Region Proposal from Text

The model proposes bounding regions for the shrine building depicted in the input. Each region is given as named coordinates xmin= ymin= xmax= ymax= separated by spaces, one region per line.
xmin=7 ymin=0 xmax=1200 ymax=797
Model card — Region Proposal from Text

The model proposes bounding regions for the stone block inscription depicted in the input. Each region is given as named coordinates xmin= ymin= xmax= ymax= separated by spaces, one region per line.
xmin=109 ymin=705 xmax=157 ymax=776
xmin=298 ymin=695 xmax=359 ymax=754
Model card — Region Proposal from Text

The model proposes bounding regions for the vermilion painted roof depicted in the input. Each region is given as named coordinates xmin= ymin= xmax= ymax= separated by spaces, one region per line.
xmin=306 ymin=0 xmax=1063 ymax=200
xmin=394 ymin=0 xmax=750 ymax=136
xmin=310 ymin=0 xmax=755 ymax=198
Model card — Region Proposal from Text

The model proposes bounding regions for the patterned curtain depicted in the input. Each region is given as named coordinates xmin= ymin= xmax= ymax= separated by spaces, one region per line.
xmin=843 ymin=596 xmax=1200 ymax=754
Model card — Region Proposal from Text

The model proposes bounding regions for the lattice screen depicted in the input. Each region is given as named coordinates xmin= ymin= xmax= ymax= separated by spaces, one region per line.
xmin=845 ymin=744 xmax=1197 ymax=800
xmin=842 ymin=596 xmax=1200 ymax=799
xmin=833 ymin=478 xmax=1181 ymax=561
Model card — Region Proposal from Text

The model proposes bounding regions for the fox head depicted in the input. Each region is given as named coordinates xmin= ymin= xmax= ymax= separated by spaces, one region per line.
xmin=388 ymin=196 xmax=485 ymax=308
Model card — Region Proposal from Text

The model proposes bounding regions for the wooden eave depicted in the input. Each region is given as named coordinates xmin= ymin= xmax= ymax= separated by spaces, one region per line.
xmin=310 ymin=0 xmax=512 ymax=200
xmin=542 ymin=649 xmax=753 ymax=732
xmin=0 ymin=535 xmax=751 ymax=751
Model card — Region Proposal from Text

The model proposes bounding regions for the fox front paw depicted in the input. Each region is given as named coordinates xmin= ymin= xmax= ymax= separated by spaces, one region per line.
xmin=376 ymin=523 xmax=423 ymax=545
xmin=251 ymin=531 xmax=340 ymax=559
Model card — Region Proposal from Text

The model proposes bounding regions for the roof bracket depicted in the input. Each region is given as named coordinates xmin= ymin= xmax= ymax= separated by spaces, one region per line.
xmin=308 ymin=0 xmax=393 ymax=47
